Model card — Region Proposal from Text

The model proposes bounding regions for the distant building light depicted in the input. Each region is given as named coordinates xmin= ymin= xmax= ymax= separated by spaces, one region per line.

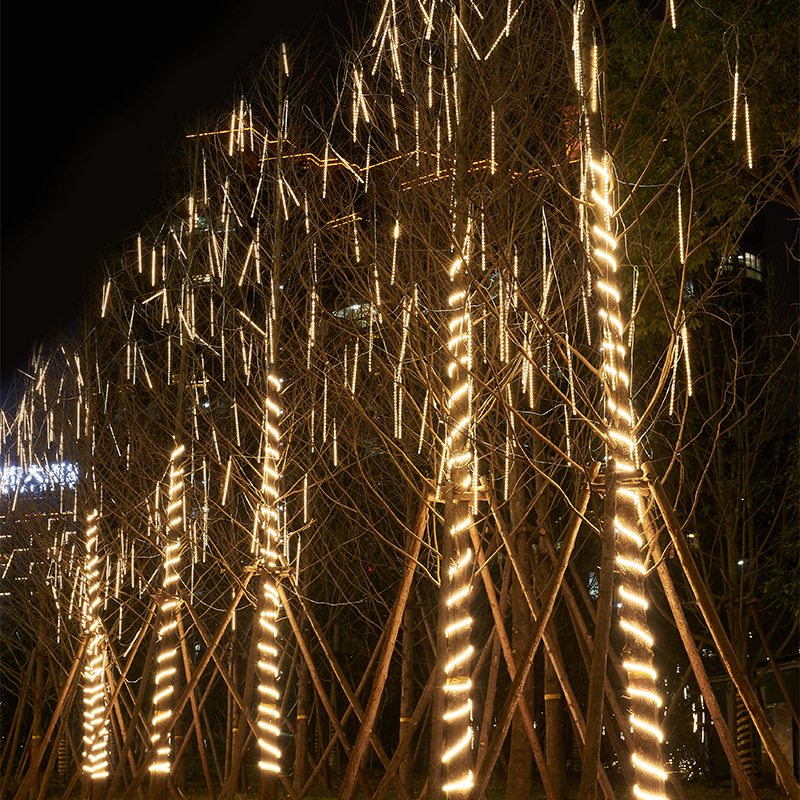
xmin=720 ymin=252 xmax=765 ymax=282
xmin=1 ymin=462 xmax=79 ymax=496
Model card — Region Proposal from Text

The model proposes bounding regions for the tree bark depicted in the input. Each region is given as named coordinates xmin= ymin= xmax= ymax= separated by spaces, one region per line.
xmin=577 ymin=463 xmax=615 ymax=800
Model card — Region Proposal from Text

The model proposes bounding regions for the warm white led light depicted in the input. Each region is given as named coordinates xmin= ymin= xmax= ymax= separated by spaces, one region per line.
xmin=630 ymin=715 xmax=664 ymax=742
xmin=624 ymin=662 xmax=657 ymax=680
xmin=619 ymin=586 xmax=648 ymax=609
xmin=445 ymin=646 xmax=474 ymax=674
xmin=443 ymin=771 xmax=474 ymax=793
xmin=633 ymin=784 xmax=668 ymax=800
xmin=629 ymin=687 xmax=663 ymax=707
xmin=620 ymin=619 xmax=654 ymax=646
xmin=443 ymin=700 xmax=472 ymax=721
xmin=442 ymin=729 xmax=472 ymax=763
xmin=614 ymin=518 xmax=644 ymax=547
xmin=616 ymin=556 xmax=647 ymax=575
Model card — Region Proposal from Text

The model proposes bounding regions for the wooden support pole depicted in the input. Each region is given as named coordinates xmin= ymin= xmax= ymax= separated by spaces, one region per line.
xmin=373 ymin=671 xmax=436 ymax=800
xmin=278 ymin=584 xmax=374 ymax=800
xmin=226 ymin=594 xmax=260 ymax=800
xmin=297 ymin=595 xmax=413 ymax=800
xmin=471 ymin=470 xmax=607 ymax=800
xmin=578 ymin=462 xmax=616 ymax=800
xmin=36 ymin=652 xmax=81 ymax=800
xmin=336 ymin=498 xmax=428 ymax=800
xmin=298 ymin=628 xmax=386 ymax=799
xmin=105 ymin=602 xmax=159 ymax=798
xmin=646 ymin=467 xmax=800 ymax=799
xmin=13 ymin=638 xmax=86 ymax=800
xmin=177 ymin=607 xmax=217 ymax=800
xmin=751 ymin=607 xmax=800 ymax=729
xmin=646 ymin=524 xmax=757 ymax=800
xmin=469 ymin=526 xmax=557 ymax=800
xmin=0 ymin=656 xmax=34 ymax=797
xmin=117 ymin=577 xmax=253 ymax=800
xmin=539 ymin=537 xmax=633 ymax=785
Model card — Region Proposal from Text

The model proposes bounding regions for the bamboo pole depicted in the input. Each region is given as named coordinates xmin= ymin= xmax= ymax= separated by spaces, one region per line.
xmin=646 ymin=467 xmax=799 ymax=799
xmin=468 ymin=527 xmax=556 ymax=799
xmin=336 ymin=497 xmax=428 ymax=800
xmin=645 ymin=521 xmax=757 ymax=800
xmin=278 ymin=583 xmax=374 ymax=800
xmin=13 ymin=637 xmax=86 ymax=800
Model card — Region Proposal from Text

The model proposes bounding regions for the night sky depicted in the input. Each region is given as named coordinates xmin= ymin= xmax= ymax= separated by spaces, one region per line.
xmin=1 ymin=0 xmax=363 ymax=395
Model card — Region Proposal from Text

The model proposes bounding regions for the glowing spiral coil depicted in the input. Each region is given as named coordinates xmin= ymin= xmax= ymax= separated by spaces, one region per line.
xmin=82 ymin=509 xmax=108 ymax=779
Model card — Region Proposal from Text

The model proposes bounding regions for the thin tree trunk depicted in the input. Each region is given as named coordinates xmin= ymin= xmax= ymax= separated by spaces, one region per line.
xmin=337 ymin=497 xmax=427 ymax=800
xmin=507 ymin=458 xmax=533 ymax=799
xmin=544 ymin=651 xmax=568 ymax=800
xmin=294 ymin=610 xmax=312 ymax=794
xmin=399 ymin=600 xmax=415 ymax=796
xmin=646 ymin=467 xmax=800 ymax=799
xmin=577 ymin=462 xmax=616 ymax=800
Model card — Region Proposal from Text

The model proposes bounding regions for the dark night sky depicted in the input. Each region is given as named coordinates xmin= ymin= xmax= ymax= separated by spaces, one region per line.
xmin=1 ymin=0 xmax=364 ymax=395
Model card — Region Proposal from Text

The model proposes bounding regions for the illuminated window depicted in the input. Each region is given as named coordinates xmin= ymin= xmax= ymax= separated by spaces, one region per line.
xmin=332 ymin=301 xmax=376 ymax=329
xmin=720 ymin=252 xmax=765 ymax=282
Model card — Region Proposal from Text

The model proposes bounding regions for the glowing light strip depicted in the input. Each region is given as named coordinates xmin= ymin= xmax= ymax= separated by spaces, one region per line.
xmin=630 ymin=715 xmax=664 ymax=743
xmin=150 ymin=445 xmax=184 ymax=774
xmin=628 ymin=687 xmax=663 ymax=707
xmin=255 ymin=372 xmax=283 ymax=775
xmin=624 ymin=662 xmax=657 ymax=680
xmin=581 ymin=40 xmax=668 ymax=798
xmin=82 ymin=511 xmax=108 ymax=779
xmin=439 ymin=243 xmax=475 ymax=793
xmin=620 ymin=619 xmax=654 ymax=647
xmin=633 ymin=785 xmax=668 ymax=800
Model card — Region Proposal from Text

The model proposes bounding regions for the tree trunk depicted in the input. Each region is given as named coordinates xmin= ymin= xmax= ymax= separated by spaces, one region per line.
xmin=294 ymin=611 xmax=312 ymax=794
xmin=507 ymin=463 xmax=533 ymax=799
xmin=544 ymin=651 xmax=568 ymax=800
xmin=577 ymin=464 xmax=616 ymax=800
xmin=400 ymin=600 xmax=415 ymax=796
